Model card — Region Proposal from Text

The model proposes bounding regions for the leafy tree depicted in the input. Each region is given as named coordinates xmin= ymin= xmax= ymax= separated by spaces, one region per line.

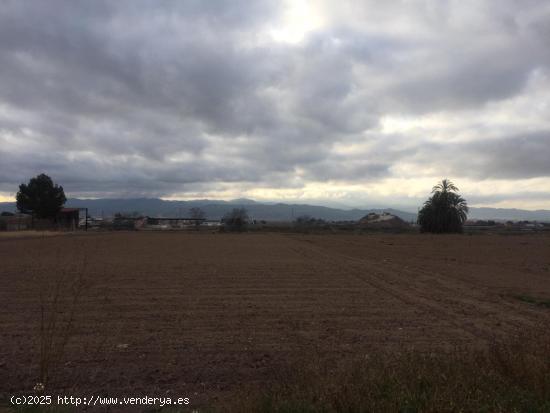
xmin=16 ymin=174 xmax=66 ymax=218
xmin=418 ymin=179 xmax=468 ymax=233
xmin=222 ymin=208 xmax=249 ymax=232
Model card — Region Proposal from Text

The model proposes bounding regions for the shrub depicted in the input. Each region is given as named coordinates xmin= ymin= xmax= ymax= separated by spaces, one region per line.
xmin=226 ymin=331 xmax=550 ymax=412
xmin=222 ymin=208 xmax=249 ymax=232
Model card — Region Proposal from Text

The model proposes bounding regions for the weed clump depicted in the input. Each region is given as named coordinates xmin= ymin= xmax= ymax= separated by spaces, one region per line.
xmin=227 ymin=333 xmax=550 ymax=412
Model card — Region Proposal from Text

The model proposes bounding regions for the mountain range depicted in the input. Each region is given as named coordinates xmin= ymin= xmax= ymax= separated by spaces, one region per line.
xmin=1 ymin=198 xmax=550 ymax=222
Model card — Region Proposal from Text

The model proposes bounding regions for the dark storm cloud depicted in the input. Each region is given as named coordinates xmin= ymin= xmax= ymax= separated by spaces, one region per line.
xmin=1 ymin=0 xmax=550 ymax=201
xmin=466 ymin=191 xmax=550 ymax=205
xmin=423 ymin=132 xmax=550 ymax=180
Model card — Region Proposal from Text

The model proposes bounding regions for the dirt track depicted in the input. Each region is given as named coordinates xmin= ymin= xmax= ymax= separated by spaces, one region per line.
xmin=1 ymin=232 xmax=549 ymax=405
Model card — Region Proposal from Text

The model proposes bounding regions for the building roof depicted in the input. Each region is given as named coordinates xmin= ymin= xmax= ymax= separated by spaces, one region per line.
xmin=145 ymin=216 xmax=205 ymax=221
xmin=60 ymin=208 xmax=80 ymax=212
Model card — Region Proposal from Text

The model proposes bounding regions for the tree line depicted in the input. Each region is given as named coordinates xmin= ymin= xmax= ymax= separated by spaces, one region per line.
xmin=12 ymin=174 xmax=469 ymax=233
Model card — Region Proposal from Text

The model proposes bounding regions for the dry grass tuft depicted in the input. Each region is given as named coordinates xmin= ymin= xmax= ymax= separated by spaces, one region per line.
xmin=32 ymin=247 xmax=93 ymax=390
xmin=227 ymin=331 xmax=550 ymax=413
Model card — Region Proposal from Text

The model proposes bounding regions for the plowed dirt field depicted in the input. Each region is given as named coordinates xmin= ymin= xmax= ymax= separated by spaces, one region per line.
xmin=1 ymin=232 xmax=549 ymax=406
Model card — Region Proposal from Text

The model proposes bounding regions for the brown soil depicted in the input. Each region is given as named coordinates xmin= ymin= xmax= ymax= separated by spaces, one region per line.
xmin=1 ymin=232 xmax=549 ymax=407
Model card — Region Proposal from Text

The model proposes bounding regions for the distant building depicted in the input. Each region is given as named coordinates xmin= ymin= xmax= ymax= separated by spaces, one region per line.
xmin=0 ymin=208 xmax=87 ymax=231
xmin=56 ymin=208 xmax=81 ymax=231
xmin=358 ymin=212 xmax=410 ymax=229
xmin=138 ymin=216 xmax=206 ymax=230
xmin=0 ymin=213 xmax=32 ymax=231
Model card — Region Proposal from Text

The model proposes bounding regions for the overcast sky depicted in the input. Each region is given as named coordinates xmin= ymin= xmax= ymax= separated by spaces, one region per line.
xmin=1 ymin=0 xmax=549 ymax=209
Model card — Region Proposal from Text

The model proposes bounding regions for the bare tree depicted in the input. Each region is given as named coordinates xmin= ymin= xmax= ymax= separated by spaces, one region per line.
xmin=189 ymin=207 xmax=205 ymax=229
xmin=189 ymin=207 xmax=205 ymax=220
xmin=222 ymin=208 xmax=249 ymax=232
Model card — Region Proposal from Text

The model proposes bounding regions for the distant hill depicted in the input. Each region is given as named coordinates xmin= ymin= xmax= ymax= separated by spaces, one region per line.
xmin=1 ymin=198 xmax=550 ymax=222
xmin=468 ymin=207 xmax=550 ymax=222
xmin=0 ymin=198 xmax=416 ymax=222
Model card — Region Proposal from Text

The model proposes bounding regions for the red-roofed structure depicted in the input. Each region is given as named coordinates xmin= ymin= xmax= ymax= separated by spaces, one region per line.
xmin=56 ymin=208 xmax=81 ymax=231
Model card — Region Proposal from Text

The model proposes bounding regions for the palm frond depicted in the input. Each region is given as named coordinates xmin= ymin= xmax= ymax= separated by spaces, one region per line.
xmin=420 ymin=180 xmax=468 ymax=233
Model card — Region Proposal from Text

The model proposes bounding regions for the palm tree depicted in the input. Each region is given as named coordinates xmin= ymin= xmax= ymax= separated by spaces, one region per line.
xmin=418 ymin=179 xmax=469 ymax=233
